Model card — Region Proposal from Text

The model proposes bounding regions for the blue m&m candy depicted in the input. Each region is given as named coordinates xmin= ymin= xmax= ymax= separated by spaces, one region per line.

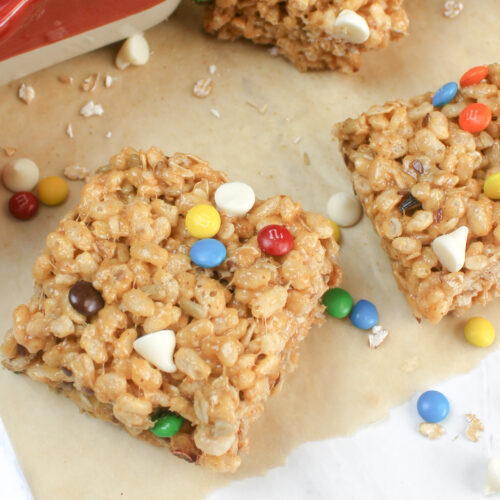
xmin=350 ymin=299 xmax=378 ymax=330
xmin=432 ymin=82 xmax=458 ymax=108
xmin=190 ymin=238 xmax=226 ymax=268
xmin=417 ymin=390 xmax=449 ymax=423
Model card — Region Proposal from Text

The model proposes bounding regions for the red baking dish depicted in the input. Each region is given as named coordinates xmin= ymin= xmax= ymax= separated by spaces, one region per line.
xmin=0 ymin=0 xmax=181 ymax=84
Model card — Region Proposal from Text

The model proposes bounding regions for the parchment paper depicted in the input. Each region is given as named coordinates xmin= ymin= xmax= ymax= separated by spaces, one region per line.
xmin=0 ymin=1 xmax=499 ymax=499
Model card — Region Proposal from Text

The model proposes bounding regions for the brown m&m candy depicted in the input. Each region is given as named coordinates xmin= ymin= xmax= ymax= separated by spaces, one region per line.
xmin=69 ymin=281 xmax=104 ymax=318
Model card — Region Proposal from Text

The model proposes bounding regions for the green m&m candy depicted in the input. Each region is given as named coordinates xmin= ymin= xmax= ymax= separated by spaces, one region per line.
xmin=322 ymin=288 xmax=353 ymax=318
xmin=151 ymin=412 xmax=184 ymax=438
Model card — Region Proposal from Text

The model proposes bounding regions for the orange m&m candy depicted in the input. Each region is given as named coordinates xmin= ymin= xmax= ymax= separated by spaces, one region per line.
xmin=459 ymin=103 xmax=492 ymax=133
xmin=460 ymin=65 xmax=488 ymax=87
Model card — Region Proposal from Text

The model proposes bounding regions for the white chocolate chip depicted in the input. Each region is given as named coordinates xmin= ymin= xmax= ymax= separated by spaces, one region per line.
xmin=334 ymin=9 xmax=370 ymax=44
xmin=133 ymin=329 xmax=176 ymax=373
xmin=80 ymin=101 xmax=104 ymax=117
xmin=368 ymin=325 xmax=389 ymax=348
xmin=215 ymin=182 xmax=256 ymax=217
xmin=115 ymin=34 xmax=150 ymax=70
xmin=431 ymin=226 xmax=468 ymax=272
xmin=327 ymin=192 xmax=362 ymax=227
xmin=484 ymin=458 xmax=500 ymax=496
xmin=2 ymin=158 xmax=39 ymax=192
xmin=18 ymin=83 xmax=35 ymax=104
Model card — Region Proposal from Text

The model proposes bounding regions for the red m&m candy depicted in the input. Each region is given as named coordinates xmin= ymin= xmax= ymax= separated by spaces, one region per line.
xmin=257 ymin=224 xmax=293 ymax=256
xmin=8 ymin=192 xmax=38 ymax=220
xmin=460 ymin=65 xmax=488 ymax=87
xmin=459 ymin=103 xmax=492 ymax=133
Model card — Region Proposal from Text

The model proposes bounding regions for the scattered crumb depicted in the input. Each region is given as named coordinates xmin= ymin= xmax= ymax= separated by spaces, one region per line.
xmin=368 ymin=325 xmax=389 ymax=349
xmin=209 ymin=64 xmax=217 ymax=75
xmin=105 ymin=131 xmax=112 ymax=139
xmin=18 ymin=83 xmax=35 ymax=104
xmin=303 ymin=152 xmax=310 ymax=166
xmin=269 ymin=47 xmax=279 ymax=56
xmin=80 ymin=101 xmax=104 ymax=117
xmin=104 ymin=75 xmax=114 ymax=88
xmin=210 ymin=108 xmax=220 ymax=119
xmin=66 ymin=123 xmax=74 ymax=139
xmin=465 ymin=414 xmax=484 ymax=442
xmin=400 ymin=356 xmax=421 ymax=373
xmin=80 ymin=73 xmax=100 ymax=92
xmin=419 ymin=422 xmax=445 ymax=440
xmin=246 ymin=101 xmax=268 ymax=114
xmin=443 ymin=0 xmax=463 ymax=18
xmin=453 ymin=434 xmax=459 ymax=441
xmin=64 ymin=165 xmax=90 ymax=182
xmin=2 ymin=147 xmax=17 ymax=157
xmin=294 ymin=136 xmax=302 ymax=145
xmin=58 ymin=75 xmax=73 ymax=84
xmin=193 ymin=78 xmax=213 ymax=98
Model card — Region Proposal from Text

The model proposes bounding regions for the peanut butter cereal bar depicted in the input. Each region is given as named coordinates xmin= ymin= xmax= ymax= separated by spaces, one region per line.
xmin=202 ymin=0 xmax=409 ymax=72
xmin=1 ymin=147 xmax=341 ymax=472
xmin=335 ymin=64 xmax=500 ymax=323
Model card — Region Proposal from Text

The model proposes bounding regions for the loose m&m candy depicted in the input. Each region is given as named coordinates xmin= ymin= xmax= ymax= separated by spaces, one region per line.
xmin=257 ymin=224 xmax=293 ymax=256
xmin=190 ymin=238 xmax=226 ymax=268
xmin=417 ymin=390 xmax=449 ymax=423
xmin=185 ymin=204 xmax=221 ymax=239
xmin=322 ymin=288 xmax=353 ymax=318
xmin=459 ymin=102 xmax=491 ymax=133
xmin=37 ymin=175 xmax=69 ymax=206
xmin=350 ymin=299 xmax=378 ymax=330
xmin=432 ymin=82 xmax=458 ymax=108
xmin=460 ymin=65 xmax=488 ymax=87
xmin=464 ymin=317 xmax=495 ymax=347
xmin=8 ymin=192 xmax=38 ymax=220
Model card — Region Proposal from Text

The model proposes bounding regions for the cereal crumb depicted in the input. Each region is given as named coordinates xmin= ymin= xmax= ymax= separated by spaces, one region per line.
xmin=419 ymin=422 xmax=445 ymax=440
xmin=209 ymin=64 xmax=217 ymax=75
xmin=294 ymin=136 xmax=302 ymax=145
xmin=58 ymin=75 xmax=73 ymax=84
xmin=400 ymin=355 xmax=421 ymax=373
xmin=246 ymin=101 xmax=268 ymax=114
xmin=303 ymin=152 xmax=310 ymax=166
xmin=80 ymin=101 xmax=104 ymax=117
xmin=64 ymin=165 xmax=90 ymax=182
xmin=368 ymin=325 xmax=389 ymax=348
xmin=269 ymin=47 xmax=279 ymax=56
xmin=80 ymin=73 xmax=100 ymax=92
xmin=105 ymin=131 xmax=112 ymax=139
xmin=105 ymin=75 xmax=114 ymax=88
xmin=443 ymin=0 xmax=463 ymax=18
xmin=193 ymin=78 xmax=214 ymax=98
xmin=465 ymin=414 xmax=484 ymax=442
xmin=210 ymin=108 xmax=221 ymax=119
xmin=66 ymin=123 xmax=74 ymax=139
xmin=453 ymin=434 xmax=459 ymax=441
xmin=18 ymin=83 xmax=35 ymax=104
xmin=2 ymin=147 xmax=17 ymax=157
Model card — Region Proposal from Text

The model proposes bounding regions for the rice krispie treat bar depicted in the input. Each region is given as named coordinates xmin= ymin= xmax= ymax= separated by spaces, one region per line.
xmin=202 ymin=0 xmax=409 ymax=72
xmin=1 ymin=147 xmax=341 ymax=472
xmin=335 ymin=64 xmax=500 ymax=323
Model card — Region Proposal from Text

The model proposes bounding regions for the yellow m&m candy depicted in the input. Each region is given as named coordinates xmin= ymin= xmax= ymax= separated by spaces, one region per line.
xmin=37 ymin=176 xmax=68 ymax=206
xmin=464 ymin=317 xmax=495 ymax=347
xmin=330 ymin=220 xmax=341 ymax=243
xmin=185 ymin=204 xmax=221 ymax=239
xmin=484 ymin=172 xmax=500 ymax=200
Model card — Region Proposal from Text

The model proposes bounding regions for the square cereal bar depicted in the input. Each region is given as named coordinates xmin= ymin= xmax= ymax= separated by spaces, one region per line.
xmin=335 ymin=64 xmax=500 ymax=323
xmin=202 ymin=0 xmax=408 ymax=72
xmin=1 ymin=147 xmax=341 ymax=472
